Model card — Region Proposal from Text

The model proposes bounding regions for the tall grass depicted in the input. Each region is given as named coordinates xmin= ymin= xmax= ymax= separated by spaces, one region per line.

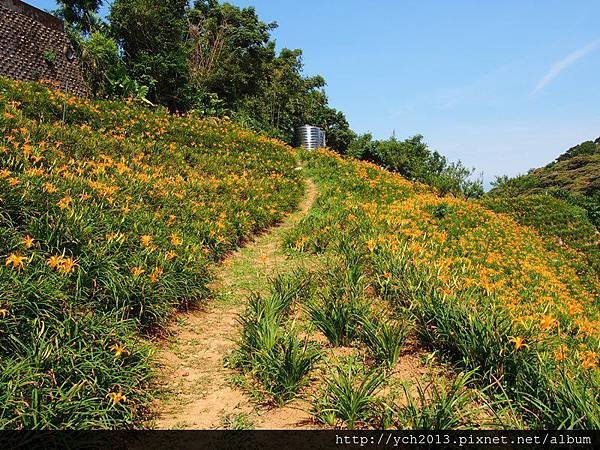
xmin=253 ymin=332 xmax=321 ymax=404
xmin=414 ymin=287 xmax=600 ymax=428
xmin=305 ymin=265 xmax=370 ymax=347
xmin=359 ymin=316 xmax=409 ymax=369
xmin=397 ymin=371 xmax=475 ymax=429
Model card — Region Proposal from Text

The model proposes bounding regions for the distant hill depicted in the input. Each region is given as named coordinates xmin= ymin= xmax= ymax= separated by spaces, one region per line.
xmin=489 ymin=138 xmax=600 ymax=227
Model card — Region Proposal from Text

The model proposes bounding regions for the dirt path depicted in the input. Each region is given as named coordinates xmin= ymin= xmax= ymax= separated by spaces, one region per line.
xmin=153 ymin=179 xmax=318 ymax=430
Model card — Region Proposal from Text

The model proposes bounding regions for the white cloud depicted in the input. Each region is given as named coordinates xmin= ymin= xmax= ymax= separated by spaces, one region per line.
xmin=532 ymin=39 xmax=600 ymax=94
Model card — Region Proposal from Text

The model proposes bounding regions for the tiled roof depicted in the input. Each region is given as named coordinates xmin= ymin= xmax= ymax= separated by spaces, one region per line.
xmin=0 ymin=0 xmax=87 ymax=96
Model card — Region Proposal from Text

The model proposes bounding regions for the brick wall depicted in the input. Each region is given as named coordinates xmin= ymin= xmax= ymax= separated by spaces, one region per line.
xmin=0 ymin=0 xmax=87 ymax=96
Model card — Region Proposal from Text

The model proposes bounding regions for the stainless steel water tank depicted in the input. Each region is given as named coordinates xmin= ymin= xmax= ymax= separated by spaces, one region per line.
xmin=296 ymin=125 xmax=326 ymax=150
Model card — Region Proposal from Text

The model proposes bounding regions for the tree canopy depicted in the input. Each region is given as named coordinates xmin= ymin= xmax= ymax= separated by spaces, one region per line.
xmin=347 ymin=134 xmax=483 ymax=198
xmin=55 ymin=0 xmax=478 ymax=190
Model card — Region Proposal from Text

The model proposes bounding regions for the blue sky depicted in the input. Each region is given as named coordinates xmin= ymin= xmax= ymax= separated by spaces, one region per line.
xmin=29 ymin=1 xmax=600 ymax=186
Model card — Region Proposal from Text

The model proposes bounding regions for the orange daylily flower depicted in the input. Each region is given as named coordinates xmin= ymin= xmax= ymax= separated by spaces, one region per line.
xmin=149 ymin=267 xmax=163 ymax=283
xmin=107 ymin=389 xmax=127 ymax=405
xmin=130 ymin=267 xmax=145 ymax=277
xmin=59 ymin=257 xmax=76 ymax=274
xmin=170 ymin=233 xmax=183 ymax=246
xmin=581 ymin=351 xmax=598 ymax=369
xmin=57 ymin=196 xmax=72 ymax=209
xmin=540 ymin=315 xmax=558 ymax=331
xmin=47 ymin=255 xmax=62 ymax=269
xmin=508 ymin=336 xmax=529 ymax=352
xmin=110 ymin=343 xmax=129 ymax=358
xmin=43 ymin=182 xmax=58 ymax=193
xmin=555 ymin=345 xmax=567 ymax=362
xmin=23 ymin=235 xmax=35 ymax=248
xmin=5 ymin=253 xmax=27 ymax=270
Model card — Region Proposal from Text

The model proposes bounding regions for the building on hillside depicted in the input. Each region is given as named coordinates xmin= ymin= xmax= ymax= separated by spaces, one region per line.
xmin=295 ymin=124 xmax=326 ymax=150
xmin=0 ymin=0 xmax=86 ymax=95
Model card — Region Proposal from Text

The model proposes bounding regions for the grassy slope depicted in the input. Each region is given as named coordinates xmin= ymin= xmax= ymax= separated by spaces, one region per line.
xmin=0 ymin=78 xmax=303 ymax=428
xmin=490 ymin=138 xmax=599 ymax=197
xmin=285 ymin=149 xmax=599 ymax=428
xmin=523 ymin=153 xmax=600 ymax=197
xmin=487 ymin=139 xmax=600 ymax=230
xmin=482 ymin=195 xmax=599 ymax=273
xmin=1 ymin=79 xmax=598 ymax=429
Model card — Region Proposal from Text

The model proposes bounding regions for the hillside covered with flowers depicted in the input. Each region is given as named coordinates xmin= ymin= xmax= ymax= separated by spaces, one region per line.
xmin=0 ymin=78 xmax=303 ymax=428
xmin=0 ymin=79 xmax=597 ymax=429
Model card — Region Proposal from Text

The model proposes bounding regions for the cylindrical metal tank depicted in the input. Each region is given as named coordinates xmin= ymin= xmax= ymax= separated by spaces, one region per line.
xmin=295 ymin=125 xmax=326 ymax=150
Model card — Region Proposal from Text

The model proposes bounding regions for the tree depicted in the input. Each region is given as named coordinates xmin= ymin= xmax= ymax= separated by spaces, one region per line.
xmin=77 ymin=31 xmax=149 ymax=102
xmin=315 ymin=107 xmax=354 ymax=153
xmin=187 ymin=0 xmax=276 ymax=109
xmin=234 ymin=48 xmax=307 ymax=140
xmin=79 ymin=31 xmax=122 ymax=97
xmin=185 ymin=1 xmax=355 ymax=149
xmin=435 ymin=162 xmax=484 ymax=199
xmin=110 ymin=0 xmax=189 ymax=110
xmin=347 ymin=133 xmax=483 ymax=198
xmin=63 ymin=0 xmax=355 ymax=149
xmin=347 ymin=133 xmax=374 ymax=159
xmin=55 ymin=0 xmax=103 ymax=34
xmin=369 ymin=135 xmax=433 ymax=181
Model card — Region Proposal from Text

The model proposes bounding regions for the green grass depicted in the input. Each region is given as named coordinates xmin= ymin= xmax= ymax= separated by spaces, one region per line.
xmin=359 ymin=316 xmax=409 ymax=369
xmin=220 ymin=412 xmax=254 ymax=430
xmin=487 ymin=138 xmax=600 ymax=227
xmin=397 ymin=371 xmax=475 ymax=429
xmin=305 ymin=265 xmax=370 ymax=347
xmin=253 ymin=331 xmax=320 ymax=404
xmin=482 ymin=194 xmax=599 ymax=272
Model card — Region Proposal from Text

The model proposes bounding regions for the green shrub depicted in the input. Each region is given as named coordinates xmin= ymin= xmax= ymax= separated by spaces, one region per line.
xmin=314 ymin=363 xmax=385 ymax=429
xmin=359 ymin=316 xmax=409 ymax=368
xmin=397 ymin=371 xmax=475 ymax=429
xmin=235 ymin=294 xmax=283 ymax=368
xmin=415 ymin=291 xmax=517 ymax=384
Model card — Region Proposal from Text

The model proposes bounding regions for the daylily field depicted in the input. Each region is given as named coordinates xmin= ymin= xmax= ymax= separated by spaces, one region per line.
xmin=0 ymin=78 xmax=598 ymax=429
xmin=0 ymin=78 xmax=302 ymax=428
xmin=279 ymin=149 xmax=598 ymax=428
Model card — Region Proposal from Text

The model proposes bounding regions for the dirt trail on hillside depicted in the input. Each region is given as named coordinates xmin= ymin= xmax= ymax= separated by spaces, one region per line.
xmin=153 ymin=179 xmax=319 ymax=430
